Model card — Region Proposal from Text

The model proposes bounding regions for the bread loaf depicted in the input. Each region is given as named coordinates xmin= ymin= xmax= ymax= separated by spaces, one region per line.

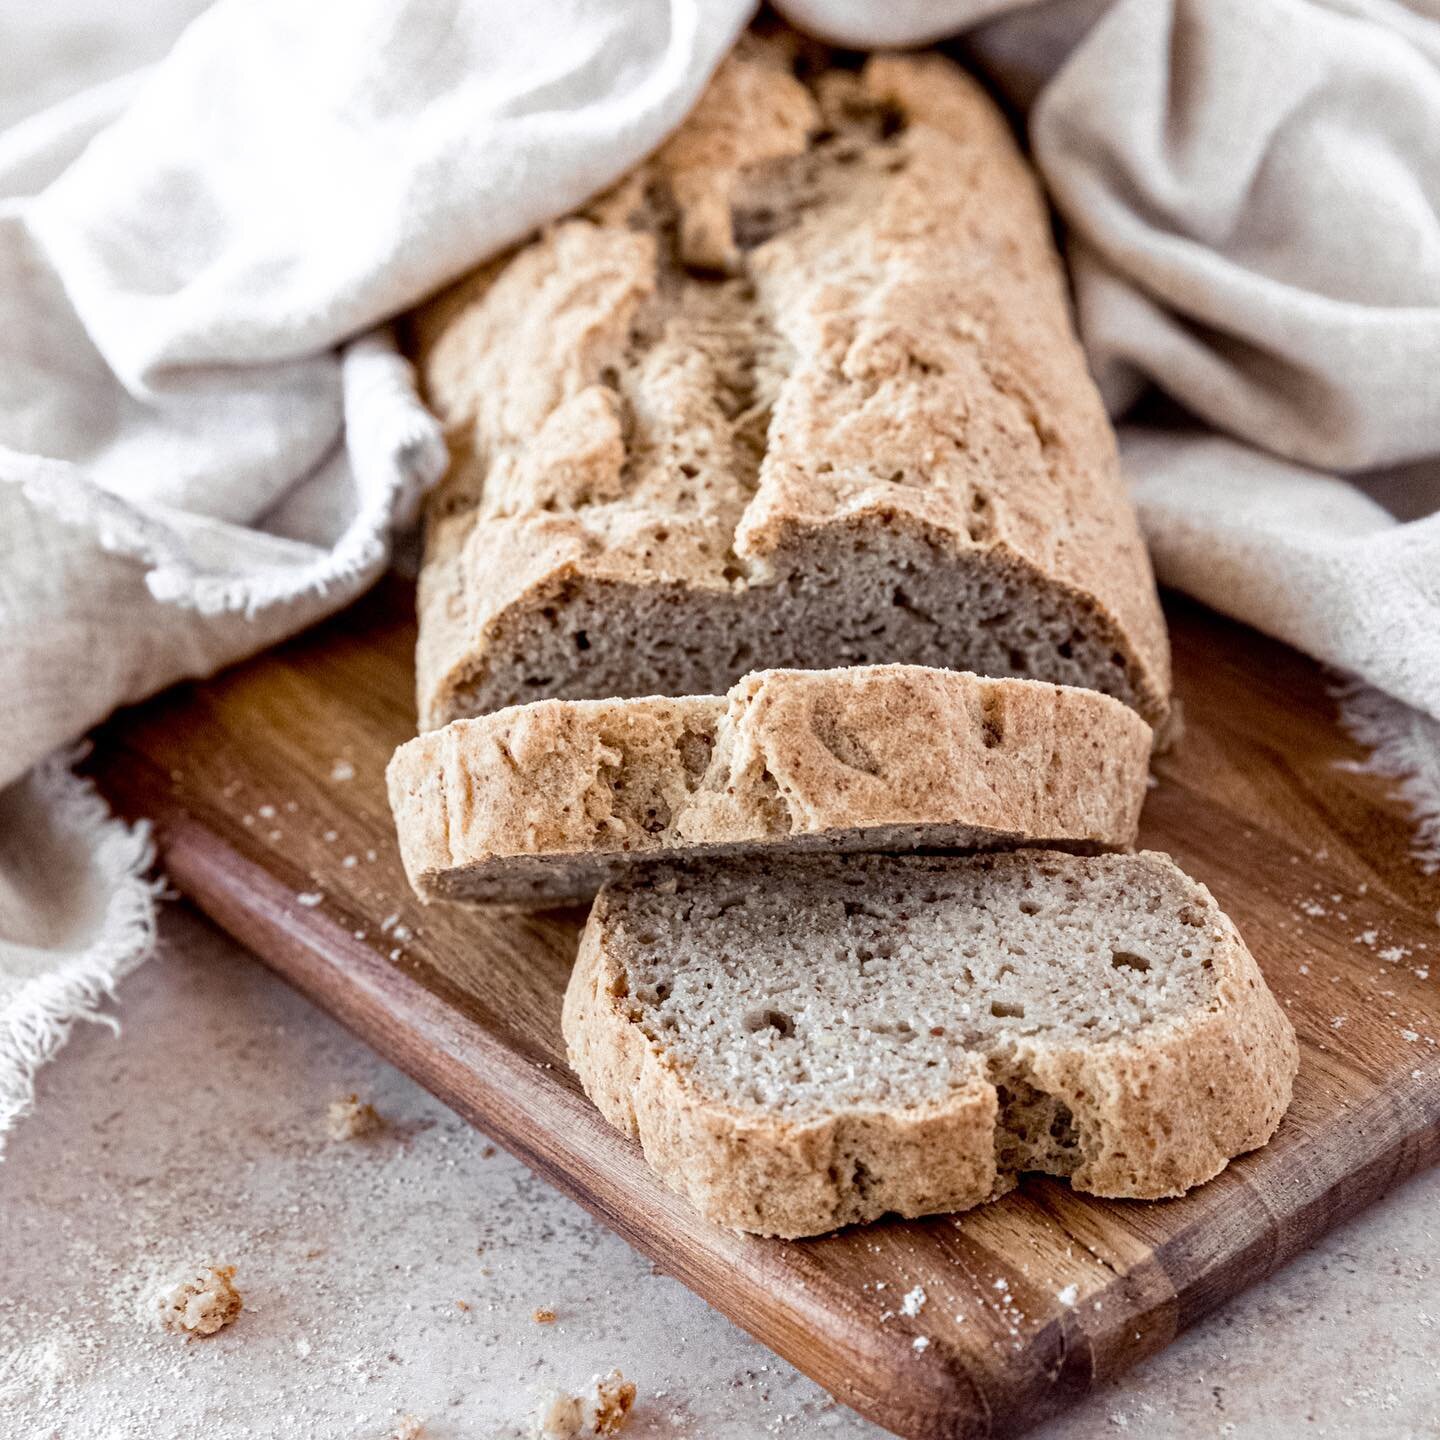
xmin=563 ymin=849 xmax=1297 ymax=1237
xmin=411 ymin=33 xmax=1171 ymax=733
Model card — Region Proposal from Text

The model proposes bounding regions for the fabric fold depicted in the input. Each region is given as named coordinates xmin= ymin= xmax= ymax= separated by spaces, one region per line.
xmin=1031 ymin=0 xmax=1440 ymax=472
xmin=0 ymin=754 xmax=158 ymax=1153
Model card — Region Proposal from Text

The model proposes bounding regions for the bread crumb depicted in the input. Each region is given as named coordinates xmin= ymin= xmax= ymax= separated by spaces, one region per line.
xmin=330 ymin=759 xmax=356 ymax=782
xmin=152 ymin=1264 xmax=242 ymax=1337
xmin=900 ymin=1286 xmax=926 ymax=1317
xmin=455 ymin=1299 xmax=470 ymax=1311
xmin=532 ymin=1307 xmax=557 ymax=1324
xmin=532 ymin=1370 xmax=636 ymax=1437
xmin=297 ymin=892 xmax=324 ymax=907
xmin=327 ymin=1094 xmax=383 ymax=1141
xmin=911 ymin=1336 xmax=930 ymax=1352
xmin=1057 ymin=1283 xmax=1079 ymax=1307
xmin=586 ymin=1370 xmax=636 ymax=1434
xmin=391 ymin=1416 xmax=424 ymax=1440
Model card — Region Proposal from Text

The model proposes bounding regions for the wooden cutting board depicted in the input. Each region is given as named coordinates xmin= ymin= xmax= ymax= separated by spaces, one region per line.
xmin=85 ymin=576 xmax=1440 ymax=1440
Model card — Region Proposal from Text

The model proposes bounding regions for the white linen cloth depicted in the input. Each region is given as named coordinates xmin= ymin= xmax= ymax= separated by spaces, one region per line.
xmin=2 ymin=0 xmax=1437 ymax=1146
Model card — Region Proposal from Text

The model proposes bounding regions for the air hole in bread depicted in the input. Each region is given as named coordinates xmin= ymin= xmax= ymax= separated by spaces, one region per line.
xmin=843 ymin=899 xmax=886 ymax=921
xmin=981 ymin=689 xmax=1006 ymax=749
xmin=744 ymin=1007 xmax=795 ymax=1038
xmin=876 ymin=100 xmax=907 ymax=139
xmin=1111 ymin=950 xmax=1151 ymax=973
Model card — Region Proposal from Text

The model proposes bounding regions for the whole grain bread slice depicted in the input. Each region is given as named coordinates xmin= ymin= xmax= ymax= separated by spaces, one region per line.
xmin=563 ymin=850 xmax=1297 ymax=1237
xmin=387 ymin=665 xmax=1152 ymax=907
xmin=410 ymin=32 xmax=1171 ymax=734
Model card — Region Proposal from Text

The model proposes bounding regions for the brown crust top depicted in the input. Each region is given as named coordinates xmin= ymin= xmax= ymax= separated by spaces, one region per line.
xmin=411 ymin=35 xmax=1171 ymax=730
xmin=387 ymin=665 xmax=1152 ymax=906
xmin=562 ymin=850 xmax=1298 ymax=1237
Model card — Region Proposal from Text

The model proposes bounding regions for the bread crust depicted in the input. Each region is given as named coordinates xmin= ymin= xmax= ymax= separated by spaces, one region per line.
xmin=562 ymin=851 xmax=1298 ymax=1237
xmin=411 ymin=37 xmax=1171 ymax=732
xmin=387 ymin=665 xmax=1152 ymax=906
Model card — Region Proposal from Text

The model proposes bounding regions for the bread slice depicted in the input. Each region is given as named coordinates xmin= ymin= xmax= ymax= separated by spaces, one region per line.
xmin=564 ymin=850 xmax=1297 ymax=1237
xmin=388 ymin=665 xmax=1152 ymax=907
xmin=410 ymin=32 xmax=1171 ymax=734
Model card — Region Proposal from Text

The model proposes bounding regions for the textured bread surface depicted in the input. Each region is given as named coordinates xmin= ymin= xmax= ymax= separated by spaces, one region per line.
xmin=389 ymin=665 xmax=1152 ymax=906
xmin=563 ymin=850 xmax=1297 ymax=1237
xmin=411 ymin=31 xmax=1171 ymax=732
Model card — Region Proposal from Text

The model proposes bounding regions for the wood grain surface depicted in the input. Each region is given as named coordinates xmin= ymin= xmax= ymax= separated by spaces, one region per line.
xmin=85 ymin=577 xmax=1440 ymax=1440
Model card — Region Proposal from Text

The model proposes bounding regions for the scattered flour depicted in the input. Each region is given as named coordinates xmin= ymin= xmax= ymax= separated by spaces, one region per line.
xmin=0 ymin=1333 xmax=68 ymax=1409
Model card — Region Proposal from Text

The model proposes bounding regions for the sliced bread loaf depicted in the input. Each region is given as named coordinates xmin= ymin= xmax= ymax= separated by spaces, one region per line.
xmin=411 ymin=32 xmax=1171 ymax=733
xmin=388 ymin=665 xmax=1152 ymax=907
xmin=563 ymin=850 xmax=1297 ymax=1237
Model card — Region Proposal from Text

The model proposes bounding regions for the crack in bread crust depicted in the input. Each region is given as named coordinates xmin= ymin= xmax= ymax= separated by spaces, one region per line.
xmin=411 ymin=34 xmax=1171 ymax=732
